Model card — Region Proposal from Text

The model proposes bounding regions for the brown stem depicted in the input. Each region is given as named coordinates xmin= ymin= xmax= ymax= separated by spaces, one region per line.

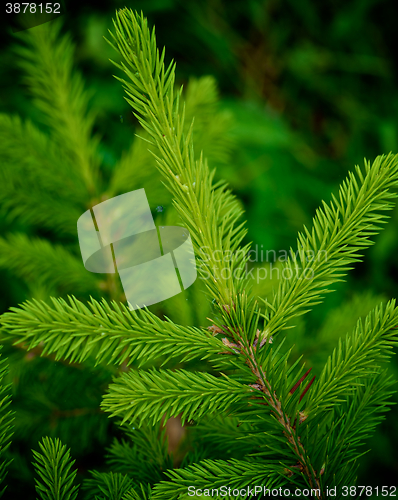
xmin=239 ymin=340 xmax=322 ymax=499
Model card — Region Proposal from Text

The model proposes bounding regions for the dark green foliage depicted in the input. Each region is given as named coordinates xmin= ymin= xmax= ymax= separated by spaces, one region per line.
xmin=0 ymin=234 xmax=98 ymax=295
xmin=0 ymin=4 xmax=398 ymax=499
xmin=82 ymin=471 xmax=133 ymax=500
xmin=0 ymin=349 xmax=13 ymax=497
xmin=105 ymin=421 xmax=172 ymax=485
xmin=32 ymin=437 xmax=79 ymax=500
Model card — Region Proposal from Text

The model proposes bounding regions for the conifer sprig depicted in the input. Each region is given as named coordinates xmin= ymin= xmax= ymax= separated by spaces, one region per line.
xmin=300 ymin=302 xmax=398 ymax=488
xmin=106 ymin=421 xmax=172 ymax=485
xmin=305 ymin=299 xmax=398 ymax=417
xmin=0 ymin=349 xmax=14 ymax=497
xmin=14 ymin=20 xmax=99 ymax=195
xmin=262 ymin=154 xmax=398 ymax=338
xmin=82 ymin=471 xmax=133 ymax=500
xmin=0 ymin=234 xmax=99 ymax=295
xmin=0 ymin=113 xmax=88 ymax=207
xmin=320 ymin=370 xmax=397 ymax=489
xmin=107 ymin=75 xmax=232 ymax=198
xmin=101 ymin=368 xmax=251 ymax=426
xmin=122 ymin=484 xmax=152 ymax=500
xmin=32 ymin=437 xmax=79 ymax=500
xmin=107 ymin=10 xmax=249 ymax=305
xmin=152 ymin=458 xmax=288 ymax=500
xmin=0 ymin=115 xmax=82 ymax=234
xmin=0 ymin=296 xmax=231 ymax=367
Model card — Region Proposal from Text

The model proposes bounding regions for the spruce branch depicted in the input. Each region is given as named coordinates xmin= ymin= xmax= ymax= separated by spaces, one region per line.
xmin=0 ymin=113 xmax=87 ymax=205
xmin=261 ymin=153 xmax=398 ymax=338
xmin=152 ymin=458 xmax=286 ymax=500
xmin=0 ymin=115 xmax=82 ymax=234
xmin=82 ymin=471 xmax=133 ymax=500
xmin=305 ymin=299 xmax=398 ymax=418
xmin=122 ymin=484 xmax=152 ymax=500
xmin=32 ymin=437 xmax=79 ymax=500
xmin=14 ymin=19 xmax=99 ymax=196
xmin=0 ymin=296 xmax=231 ymax=368
xmin=0 ymin=234 xmax=99 ymax=295
xmin=107 ymin=9 xmax=249 ymax=305
xmin=322 ymin=370 xmax=397 ymax=488
xmin=101 ymin=368 xmax=251 ymax=426
xmin=106 ymin=421 xmax=172 ymax=485
xmin=108 ymin=75 xmax=232 ymax=198
xmin=0 ymin=348 xmax=14 ymax=497
xmin=0 ymin=189 xmax=81 ymax=236
xmin=106 ymin=13 xmax=398 ymax=495
xmin=181 ymin=75 xmax=233 ymax=166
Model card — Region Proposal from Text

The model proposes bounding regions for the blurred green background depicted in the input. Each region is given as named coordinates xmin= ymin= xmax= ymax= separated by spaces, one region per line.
xmin=0 ymin=0 xmax=398 ymax=495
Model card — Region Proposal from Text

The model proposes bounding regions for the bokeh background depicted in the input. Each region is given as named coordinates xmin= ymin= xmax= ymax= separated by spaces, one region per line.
xmin=0 ymin=0 xmax=398 ymax=496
